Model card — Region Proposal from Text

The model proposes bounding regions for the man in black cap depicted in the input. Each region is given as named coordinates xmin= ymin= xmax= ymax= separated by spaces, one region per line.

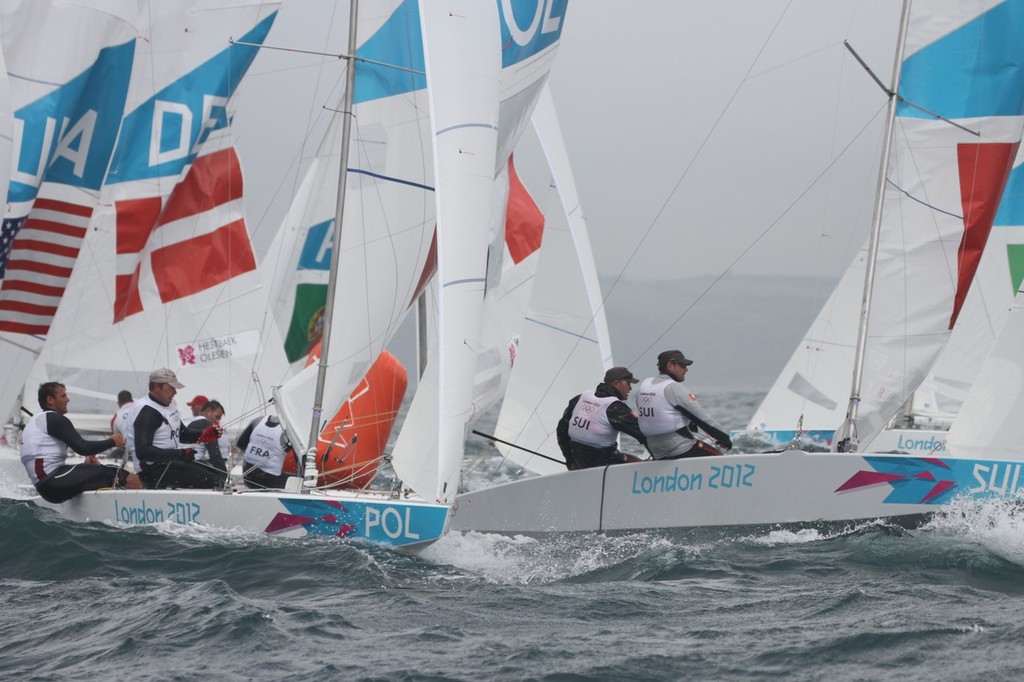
xmin=556 ymin=366 xmax=648 ymax=470
xmin=636 ymin=350 xmax=732 ymax=459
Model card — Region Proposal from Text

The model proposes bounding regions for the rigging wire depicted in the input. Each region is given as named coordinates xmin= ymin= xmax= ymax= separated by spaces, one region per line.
xmin=479 ymin=2 xmax=887 ymax=479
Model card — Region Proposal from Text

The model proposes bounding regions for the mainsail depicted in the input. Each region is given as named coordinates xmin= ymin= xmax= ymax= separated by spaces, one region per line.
xmin=0 ymin=1 xmax=138 ymax=420
xmin=493 ymin=85 xmax=614 ymax=475
xmin=27 ymin=4 xmax=287 ymax=422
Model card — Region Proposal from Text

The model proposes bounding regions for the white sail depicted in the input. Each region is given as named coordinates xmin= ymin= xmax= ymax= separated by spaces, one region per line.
xmin=390 ymin=0 xmax=500 ymax=503
xmin=29 ymin=4 xmax=286 ymax=423
xmin=0 ymin=1 xmax=139 ymax=420
xmin=494 ymin=85 xmax=614 ymax=475
xmin=749 ymin=2 xmax=1024 ymax=448
xmin=272 ymin=0 xmax=436 ymax=454
xmin=469 ymin=0 xmax=573 ymax=423
xmin=948 ymin=141 xmax=1024 ymax=458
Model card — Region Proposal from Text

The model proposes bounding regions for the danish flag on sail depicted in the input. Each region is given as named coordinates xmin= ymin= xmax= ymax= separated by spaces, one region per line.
xmin=113 ymin=146 xmax=255 ymax=322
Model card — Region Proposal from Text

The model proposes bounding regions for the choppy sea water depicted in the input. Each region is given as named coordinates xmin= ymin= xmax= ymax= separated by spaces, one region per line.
xmin=4 ymin=391 xmax=1024 ymax=681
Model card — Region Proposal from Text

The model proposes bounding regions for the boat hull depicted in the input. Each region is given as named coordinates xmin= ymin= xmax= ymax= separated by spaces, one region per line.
xmin=738 ymin=428 xmax=949 ymax=455
xmin=33 ymin=488 xmax=449 ymax=549
xmin=450 ymin=451 xmax=1021 ymax=534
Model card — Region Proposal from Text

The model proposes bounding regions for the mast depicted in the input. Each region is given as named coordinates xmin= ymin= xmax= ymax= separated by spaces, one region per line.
xmin=834 ymin=0 xmax=912 ymax=453
xmin=302 ymin=0 xmax=359 ymax=488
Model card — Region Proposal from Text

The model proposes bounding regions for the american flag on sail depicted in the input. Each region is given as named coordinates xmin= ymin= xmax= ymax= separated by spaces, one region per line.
xmin=113 ymin=146 xmax=256 ymax=322
xmin=0 ymin=197 xmax=94 ymax=335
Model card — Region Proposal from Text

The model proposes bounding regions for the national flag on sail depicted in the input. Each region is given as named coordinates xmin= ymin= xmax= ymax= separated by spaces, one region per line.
xmin=503 ymin=155 xmax=544 ymax=265
xmin=0 ymin=197 xmax=93 ymax=334
xmin=950 ymin=141 xmax=1021 ymax=328
xmin=113 ymin=146 xmax=256 ymax=322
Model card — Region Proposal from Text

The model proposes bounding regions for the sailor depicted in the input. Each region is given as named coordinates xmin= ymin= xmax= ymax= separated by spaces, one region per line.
xmin=20 ymin=382 xmax=143 ymax=503
xmin=236 ymin=414 xmax=295 ymax=489
xmin=126 ymin=368 xmax=225 ymax=489
xmin=186 ymin=394 xmax=210 ymax=418
xmin=556 ymin=367 xmax=648 ymax=470
xmin=110 ymin=389 xmax=134 ymax=459
xmin=185 ymin=399 xmax=229 ymax=473
xmin=636 ymin=350 xmax=732 ymax=459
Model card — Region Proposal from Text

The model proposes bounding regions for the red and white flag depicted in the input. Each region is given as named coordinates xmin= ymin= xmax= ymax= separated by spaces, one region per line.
xmin=0 ymin=193 xmax=94 ymax=335
xmin=113 ymin=146 xmax=256 ymax=322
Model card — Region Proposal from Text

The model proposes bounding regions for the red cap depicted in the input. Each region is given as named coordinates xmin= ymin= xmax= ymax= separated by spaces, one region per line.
xmin=186 ymin=394 xmax=210 ymax=407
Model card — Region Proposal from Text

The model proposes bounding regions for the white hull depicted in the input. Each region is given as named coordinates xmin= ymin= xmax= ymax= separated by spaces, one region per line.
xmin=450 ymin=451 xmax=1020 ymax=534
xmin=33 ymin=487 xmax=449 ymax=549
xmin=740 ymin=427 xmax=949 ymax=455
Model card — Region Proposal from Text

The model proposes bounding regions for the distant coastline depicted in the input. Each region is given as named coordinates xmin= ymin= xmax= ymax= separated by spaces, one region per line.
xmin=601 ymin=274 xmax=837 ymax=392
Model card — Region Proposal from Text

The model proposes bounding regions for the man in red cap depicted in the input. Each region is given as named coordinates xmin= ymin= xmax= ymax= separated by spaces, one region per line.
xmin=556 ymin=366 xmax=648 ymax=470
xmin=186 ymin=394 xmax=210 ymax=417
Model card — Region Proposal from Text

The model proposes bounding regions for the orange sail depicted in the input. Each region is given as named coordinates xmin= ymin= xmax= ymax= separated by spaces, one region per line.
xmin=283 ymin=349 xmax=408 ymax=489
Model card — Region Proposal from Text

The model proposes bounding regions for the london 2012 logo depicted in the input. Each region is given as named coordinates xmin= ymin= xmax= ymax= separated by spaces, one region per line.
xmin=178 ymin=344 xmax=196 ymax=366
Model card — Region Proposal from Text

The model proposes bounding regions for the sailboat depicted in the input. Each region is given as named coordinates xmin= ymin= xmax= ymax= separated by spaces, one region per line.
xmin=449 ymin=0 xmax=1024 ymax=534
xmin=743 ymin=193 xmax=1024 ymax=454
xmin=27 ymin=0 xmax=572 ymax=548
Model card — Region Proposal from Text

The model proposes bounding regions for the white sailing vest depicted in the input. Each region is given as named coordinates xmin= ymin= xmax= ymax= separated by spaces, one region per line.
xmin=126 ymin=396 xmax=184 ymax=469
xmin=19 ymin=411 xmax=67 ymax=484
xmin=243 ymin=417 xmax=288 ymax=475
xmin=112 ymin=401 xmax=134 ymax=438
xmin=637 ymin=376 xmax=689 ymax=437
xmin=567 ymin=391 xmax=619 ymax=448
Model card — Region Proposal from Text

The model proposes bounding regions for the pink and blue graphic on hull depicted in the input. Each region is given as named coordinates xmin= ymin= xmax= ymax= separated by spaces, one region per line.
xmin=265 ymin=498 xmax=448 ymax=547
xmin=838 ymin=456 xmax=1024 ymax=505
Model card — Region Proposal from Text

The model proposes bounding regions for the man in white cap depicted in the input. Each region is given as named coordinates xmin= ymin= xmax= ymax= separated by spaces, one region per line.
xmin=556 ymin=366 xmax=648 ymax=470
xmin=636 ymin=350 xmax=732 ymax=459
xmin=125 ymin=368 xmax=225 ymax=489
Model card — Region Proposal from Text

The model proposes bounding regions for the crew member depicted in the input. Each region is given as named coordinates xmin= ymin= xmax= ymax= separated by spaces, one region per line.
xmin=110 ymin=389 xmax=134 ymax=460
xmin=236 ymin=414 xmax=295 ymax=489
xmin=556 ymin=366 xmax=648 ymax=470
xmin=126 ymin=369 xmax=224 ymax=489
xmin=185 ymin=400 xmax=229 ymax=473
xmin=20 ymin=382 xmax=142 ymax=503
xmin=186 ymin=394 xmax=209 ymax=418
xmin=636 ymin=350 xmax=732 ymax=459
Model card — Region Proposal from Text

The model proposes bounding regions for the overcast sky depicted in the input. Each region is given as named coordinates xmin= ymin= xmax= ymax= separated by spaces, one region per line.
xmin=235 ymin=0 xmax=902 ymax=280
xmin=230 ymin=1 xmax=906 ymax=389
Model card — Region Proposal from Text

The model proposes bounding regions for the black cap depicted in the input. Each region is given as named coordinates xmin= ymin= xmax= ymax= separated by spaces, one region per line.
xmin=604 ymin=367 xmax=639 ymax=384
xmin=658 ymin=350 xmax=693 ymax=367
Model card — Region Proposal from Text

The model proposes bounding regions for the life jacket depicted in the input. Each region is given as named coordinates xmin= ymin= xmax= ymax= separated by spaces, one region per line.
xmin=637 ymin=375 xmax=689 ymax=437
xmin=567 ymin=390 xmax=619 ymax=448
xmin=126 ymin=395 xmax=183 ymax=469
xmin=19 ymin=411 xmax=66 ymax=484
xmin=242 ymin=416 xmax=289 ymax=476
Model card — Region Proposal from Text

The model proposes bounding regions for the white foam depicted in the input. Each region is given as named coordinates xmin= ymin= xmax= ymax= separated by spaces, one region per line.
xmin=925 ymin=496 xmax=1024 ymax=566
xmin=421 ymin=530 xmax=705 ymax=584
